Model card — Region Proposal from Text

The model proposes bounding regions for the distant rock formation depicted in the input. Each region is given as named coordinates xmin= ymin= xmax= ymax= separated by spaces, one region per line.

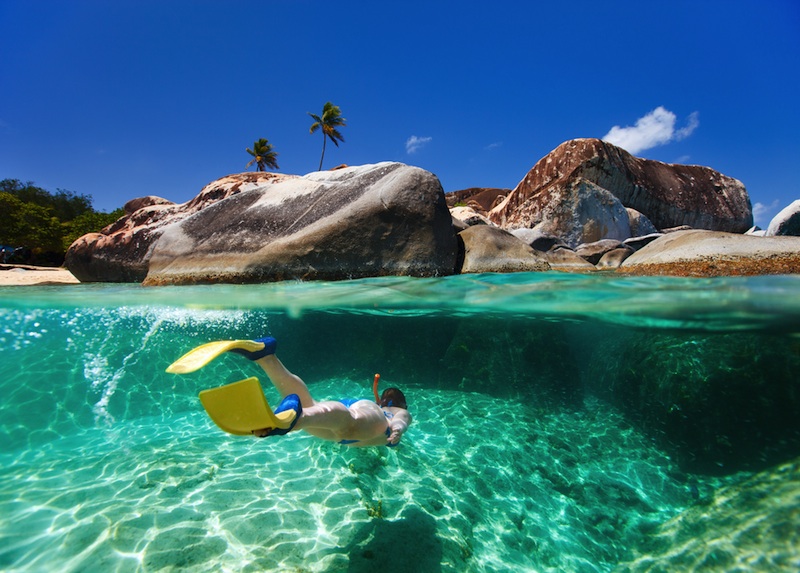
xmin=490 ymin=138 xmax=753 ymax=235
xmin=67 ymin=143 xmax=792 ymax=283
xmin=445 ymin=187 xmax=509 ymax=213
xmin=142 ymin=163 xmax=457 ymax=285
xmin=766 ymin=199 xmax=800 ymax=236
xmin=66 ymin=172 xmax=294 ymax=282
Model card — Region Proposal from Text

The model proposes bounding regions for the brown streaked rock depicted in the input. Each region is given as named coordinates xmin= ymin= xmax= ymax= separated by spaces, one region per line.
xmin=66 ymin=171 xmax=294 ymax=282
xmin=446 ymin=187 xmax=510 ymax=214
xmin=490 ymin=138 xmax=752 ymax=234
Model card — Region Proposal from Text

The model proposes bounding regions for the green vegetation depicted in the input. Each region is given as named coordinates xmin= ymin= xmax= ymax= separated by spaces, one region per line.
xmin=245 ymin=138 xmax=279 ymax=172
xmin=0 ymin=179 xmax=123 ymax=266
xmin=308 ymin=101 xmax=346 ymax=171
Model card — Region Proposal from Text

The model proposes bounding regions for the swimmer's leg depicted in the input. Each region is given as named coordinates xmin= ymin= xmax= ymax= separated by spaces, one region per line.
xmin=255 ymin=355 xmax=315 ymax=407
xmin=228 ymin=336 xmax=315 ymax=407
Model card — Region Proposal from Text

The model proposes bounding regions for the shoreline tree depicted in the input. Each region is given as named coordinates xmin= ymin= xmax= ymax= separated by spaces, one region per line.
xmin=245 ymin=138 xmax=279 ymax=172
xmin=0 ymin=179 xmax=123 ymax=266
xmin=308 ymin=102 xmax=346 ymax=171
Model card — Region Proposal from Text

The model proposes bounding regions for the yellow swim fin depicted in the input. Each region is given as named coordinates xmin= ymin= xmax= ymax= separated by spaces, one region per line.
xmin=166 ymin=340 xmax=266 ymax=374
xmin=198 ymin=377 xmax=298 ymax=436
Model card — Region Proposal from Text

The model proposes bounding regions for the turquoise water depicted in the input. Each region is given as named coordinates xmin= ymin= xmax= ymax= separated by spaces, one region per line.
xmin=1 ymin=272 xmax=799 ymax=572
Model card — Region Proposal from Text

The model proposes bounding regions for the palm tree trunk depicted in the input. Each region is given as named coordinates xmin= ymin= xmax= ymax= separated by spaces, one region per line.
xmin=318 ymin=135 xmax=327 ymax=171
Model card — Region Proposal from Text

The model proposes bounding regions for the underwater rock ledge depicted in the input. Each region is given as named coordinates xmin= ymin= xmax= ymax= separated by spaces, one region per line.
xmin=615 ymin=455 xmax=800 ymax=572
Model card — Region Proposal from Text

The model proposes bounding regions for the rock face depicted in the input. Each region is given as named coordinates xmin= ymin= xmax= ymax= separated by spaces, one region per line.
xmin=625 ymin=208 xmax=658 ymax=237
xmin=450 ymin=206 xmax=492 ymax=227
xmin=456 ymin=225 xmax=550 ymax=274
xmin=505 ymin=178 xmax=632 ymax=248
xmin=66 ymin=172 xmax=293 ymax=282
xmin=143 ymin=163 xmax=457 ymax=285
xmin=446 ymin=187 xmax=509 ymax=214
xmin=490 ymin=139 xmax=753 ymax=235
xmin=620 ymin=229 xmax=800 ymax=276
xmin=766 ymin=199 xmax=800 ymax=236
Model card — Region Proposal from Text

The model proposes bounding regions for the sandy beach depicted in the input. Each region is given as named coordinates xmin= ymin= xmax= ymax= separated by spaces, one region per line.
xmin=0 ymin=265 xmax=80 ymax=286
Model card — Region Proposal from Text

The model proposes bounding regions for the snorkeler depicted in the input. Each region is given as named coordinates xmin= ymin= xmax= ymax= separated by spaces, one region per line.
xmin=167 ymin=337 xmax=411 ymax=447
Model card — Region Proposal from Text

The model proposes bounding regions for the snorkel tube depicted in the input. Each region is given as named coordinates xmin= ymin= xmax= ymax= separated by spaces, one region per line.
xmin=373 ymin=373 xmax=381 ymax=404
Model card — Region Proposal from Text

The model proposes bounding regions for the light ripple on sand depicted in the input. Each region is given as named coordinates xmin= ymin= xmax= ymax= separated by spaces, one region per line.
xmin=0 ymin=379 xmax=722 ymax=572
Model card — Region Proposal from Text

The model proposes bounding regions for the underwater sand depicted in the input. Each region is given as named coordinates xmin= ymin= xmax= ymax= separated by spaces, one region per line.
xmin=1 ymin=273 xmax=799 ymax=572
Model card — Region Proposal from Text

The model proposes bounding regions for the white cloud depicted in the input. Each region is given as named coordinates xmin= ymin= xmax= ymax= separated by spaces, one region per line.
xmin=602 ymin=107 xmax=699 ymax=155
xmin=753 ymin=200 xmax=780 ymax=228
xmin=676 ymin=111 xmax=699 ymax=140
xmin=406 ymin=135 xmax=432 ymax=154
xmin=484 ymin=141 xmax=503 ymax=151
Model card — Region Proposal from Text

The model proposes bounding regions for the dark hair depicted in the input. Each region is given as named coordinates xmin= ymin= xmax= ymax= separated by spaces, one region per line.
xmin=380 ymin=387 xmax=407 ymax=409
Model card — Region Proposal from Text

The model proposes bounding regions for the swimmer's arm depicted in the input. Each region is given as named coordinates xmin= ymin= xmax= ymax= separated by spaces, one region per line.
xmin=387 ymin=410 xmax=412 ymax=445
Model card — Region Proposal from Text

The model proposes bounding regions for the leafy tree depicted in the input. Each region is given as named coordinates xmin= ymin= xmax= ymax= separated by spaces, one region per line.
xmin=1 ymin=179 xmax=93 ymax=221
xmin=245 ymin=138 xmax=279 ymax=172
xmin=62 ymin=209 xmax=125 ymax=251
xmin=0 ymin=192 xmax=25 ymax=245
xmin=0 ymin=192 xmax=63 ymax=252
xmin=0 ymin=179 xmax=123 ymax=266
xmin=308 ymin=101 xmax=346 ymax=170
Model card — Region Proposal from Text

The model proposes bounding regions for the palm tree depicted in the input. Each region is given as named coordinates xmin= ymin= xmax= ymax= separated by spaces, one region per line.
xmin=308 ymin=102 xmax=346 ymax=170
xmin=245 ymin=138 xmax=279 ymax=172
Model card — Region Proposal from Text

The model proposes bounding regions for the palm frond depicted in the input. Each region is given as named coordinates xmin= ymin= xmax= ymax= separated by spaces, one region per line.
xmin=246 ymin=138 xmax=279 ymax=171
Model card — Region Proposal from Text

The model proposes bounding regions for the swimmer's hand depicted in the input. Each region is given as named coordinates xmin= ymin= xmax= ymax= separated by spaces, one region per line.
xmin=387 ymin=429 xmax=403 ymax=445
xmin=386 ymin=412 xmax=410 ymax=446
xmin=252 ymin=428 xmax=272 ymax=438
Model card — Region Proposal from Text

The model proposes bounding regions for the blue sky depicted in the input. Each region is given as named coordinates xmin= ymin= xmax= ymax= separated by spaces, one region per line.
xmin=1 ymin=1 xmax=798 ymax=227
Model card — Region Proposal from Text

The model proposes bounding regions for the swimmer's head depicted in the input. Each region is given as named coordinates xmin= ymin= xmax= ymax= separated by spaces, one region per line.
xmin=380 ymin=387 xmax=407 ymax=409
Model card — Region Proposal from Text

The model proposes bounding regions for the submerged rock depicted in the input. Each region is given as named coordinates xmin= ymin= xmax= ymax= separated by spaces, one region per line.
xmin=589 ymin=330 xmax=800 ymax=475
xmin=616 ymin=456 xmax=800 ymax=572
xmin=144 ymin=163 xmax=457 ymax=285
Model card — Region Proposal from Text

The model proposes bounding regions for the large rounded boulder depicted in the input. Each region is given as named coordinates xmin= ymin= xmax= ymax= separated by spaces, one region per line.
xmin=143 ymin=162 xmax=458 ymax=285
xmin=66 ymin=172 xmax=292 ymax=282
xmin=490 ymin=138 xmax=753 ymax=234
